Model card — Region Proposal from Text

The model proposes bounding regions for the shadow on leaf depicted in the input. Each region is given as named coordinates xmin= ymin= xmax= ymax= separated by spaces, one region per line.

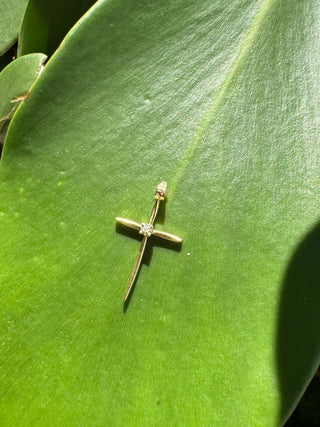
xmin=277 ymin=221 xmax=320 ymax=425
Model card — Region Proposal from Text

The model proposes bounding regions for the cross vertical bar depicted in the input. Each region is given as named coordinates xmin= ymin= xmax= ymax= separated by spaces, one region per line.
xmin=148 ymin=198 xmax=160 ymax=225
xmin=123 ymin=235 xmax=148 ymax=302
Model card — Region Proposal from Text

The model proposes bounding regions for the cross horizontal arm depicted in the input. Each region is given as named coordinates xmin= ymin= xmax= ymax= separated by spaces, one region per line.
xmin=116 ymin=217 xmax=141 ymax=231
xmin=152 ymin=229 xmax=182 ymax=243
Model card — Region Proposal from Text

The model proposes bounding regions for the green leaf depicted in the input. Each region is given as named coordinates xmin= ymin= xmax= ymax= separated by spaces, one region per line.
xmin=0 ymin=53 xmax=46 ymax=124
xmin=0 ymin=0 xmax=27 ymax=55
xmin=1 ymin=0 xmax=320 ymax=425
xmin=18 ymin=0 xmax=98 ymax=57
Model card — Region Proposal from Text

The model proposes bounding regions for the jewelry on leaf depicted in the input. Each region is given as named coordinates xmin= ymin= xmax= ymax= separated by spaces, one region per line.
xmin=116 ymin=181 xmax=182 ymax=302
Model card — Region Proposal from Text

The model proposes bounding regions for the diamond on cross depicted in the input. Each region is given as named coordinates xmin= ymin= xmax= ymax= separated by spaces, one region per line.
xmin=139 ymin=223 xmax=154 ymax=237
xmin=116 ymin=181 xmax=182 ymax=302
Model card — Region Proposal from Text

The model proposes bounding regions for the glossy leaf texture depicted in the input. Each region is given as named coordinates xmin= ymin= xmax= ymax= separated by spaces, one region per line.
xmin=1 ymin=0 xmax=320 ymax=425
xmin=18 ymin=0 xmax=98 ymax=57
xmin=0 ymin=53 xmax=46 ymax=124
xmin=0 ymin=0 xmax=27 ymax=55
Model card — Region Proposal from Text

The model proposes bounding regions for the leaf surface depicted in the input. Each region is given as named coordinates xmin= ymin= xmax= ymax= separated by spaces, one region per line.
xmin=1 ymin=0 xmax=320 ymax=425
xmin=0 ymin=0 xmax=27 ymax=55
xmin=0 ymin=53 xmax=46 ymax=123
xmin=18 ymin=0 xmax=97 ymax=57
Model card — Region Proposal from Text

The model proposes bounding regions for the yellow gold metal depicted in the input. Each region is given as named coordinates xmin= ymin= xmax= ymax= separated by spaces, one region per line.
xmin=116 ymin=181 xmax=182 ymax=302
xmin=115 ymin=218 xmax=141 ymax=231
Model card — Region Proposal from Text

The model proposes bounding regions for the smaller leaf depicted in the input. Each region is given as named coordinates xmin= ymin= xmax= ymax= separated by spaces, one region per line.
xmin=18 ymin=0 xmax=97 ymax=57
xmin=0 ymin=53 xmax=46 ymax=144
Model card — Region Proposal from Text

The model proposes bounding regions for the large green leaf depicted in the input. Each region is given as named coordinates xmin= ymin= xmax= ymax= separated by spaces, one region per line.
xmin=0 ymin=0 xmax=27 ymax=55
xmin=18 ymin=0 xmax=97 ymax=57
xmin=1 ymin=0 xmax=320 ymax=425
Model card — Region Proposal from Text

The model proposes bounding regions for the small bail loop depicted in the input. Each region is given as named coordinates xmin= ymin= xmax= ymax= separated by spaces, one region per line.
xmin=155 ymin=181 xmax=168 ymax=200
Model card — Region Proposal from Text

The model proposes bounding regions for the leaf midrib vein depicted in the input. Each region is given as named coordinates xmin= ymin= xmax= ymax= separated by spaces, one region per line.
xmin=171 ymin=0 xmax=276 ymax=196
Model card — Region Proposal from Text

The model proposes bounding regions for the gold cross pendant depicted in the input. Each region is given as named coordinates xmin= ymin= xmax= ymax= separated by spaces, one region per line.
xmin=116 ymin=181 xmax=182 ymax=302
